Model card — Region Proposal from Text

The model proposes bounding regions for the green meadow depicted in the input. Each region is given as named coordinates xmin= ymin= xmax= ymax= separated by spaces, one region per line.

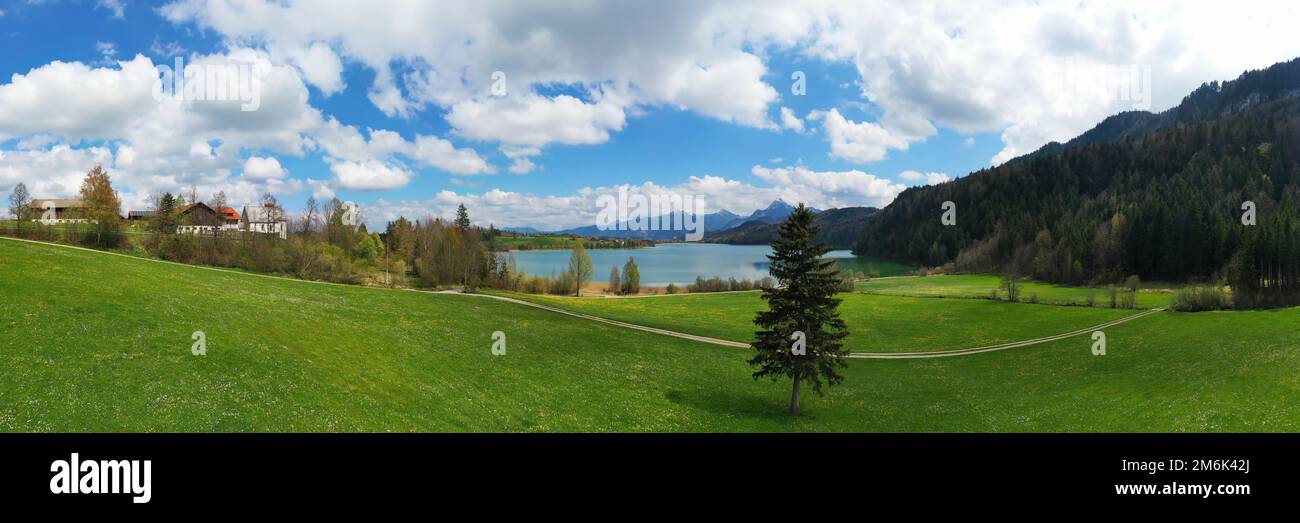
xmin=2 ymin=238 xmax=1297 ymax=432
xmin=858 ymin=274 xmax=1173 ymax=309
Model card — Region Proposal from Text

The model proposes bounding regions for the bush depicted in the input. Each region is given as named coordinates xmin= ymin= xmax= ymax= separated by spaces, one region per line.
xmin=549 ymin=271 xmax=577 ymax=295
xmin=665 ymin=283 xmax=679 ymax=294
xmin=1171 ymin=285 xmax=1232 ymax=312
xmin=837 ymin=273 xmax=855 ymax=292
xmin=521 ymin=275 xmax=550 ymax=294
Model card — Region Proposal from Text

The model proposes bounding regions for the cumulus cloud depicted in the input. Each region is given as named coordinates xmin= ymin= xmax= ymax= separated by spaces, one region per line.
xmin=330 ymin=160 xmax=413 ymax=190
xmin=780 ymin=107 xmax=805 ymax=133
xmin=812 ymin=108 xmax=911 ymax=163
xmin=446 ymin=93 xmax=628 ymax=148
xmin=750 ymin=165 xmax=906 ymax=209
xmin=312 ymin=117 xmax=493 ymax=178
xmin=243 ymin=156 xmax=286 ymax=179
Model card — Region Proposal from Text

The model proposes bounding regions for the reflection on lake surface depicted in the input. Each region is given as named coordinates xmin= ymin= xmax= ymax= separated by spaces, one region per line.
xmin=507 ymin=243 xmax=861 ymax=286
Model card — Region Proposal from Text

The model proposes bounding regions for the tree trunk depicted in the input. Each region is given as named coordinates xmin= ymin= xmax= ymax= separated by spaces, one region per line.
xmin=790 ymin=373 xmax=801 ymax=416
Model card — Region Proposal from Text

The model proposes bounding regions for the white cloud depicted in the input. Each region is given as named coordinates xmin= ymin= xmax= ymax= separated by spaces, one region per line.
xmin=446 ymin=93 xmax=627 ymax=148
xmin=0 ymin=56 xmax=161 ymax=141
xmin=813 ymin=108 xmax=911 ymax=164
xmin=312 ymin=117 xmax=494 ymax=176
xmin=330 ymin=160 xmax=413 ymax=190
xmin=899 ymin=170 xmax=951 ymax=186
xmin=150 ymin=37 xmax=187 ymax=58
xmin=280 ymin=42 xmax=345 ymax=95
xmin=780 ymin=107 xmax=805 ymax=133
xmin=750 ymin=165 xmax=906 ymax=209
xmin=508 ymin=158 xmax=536 ymax=174
xmin=243 ymin=156 xmax=286 ymax=180
xmin=95 ymin=41 xmax=117 ymax=60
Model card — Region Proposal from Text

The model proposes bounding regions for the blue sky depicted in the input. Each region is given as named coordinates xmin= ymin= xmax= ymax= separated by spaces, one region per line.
xmin=2 ymin=1 xmax=1299 ymax=230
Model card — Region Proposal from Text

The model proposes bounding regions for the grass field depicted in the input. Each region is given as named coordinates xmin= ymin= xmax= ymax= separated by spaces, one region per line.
xmin=3 ymin=237 xmax=1297 ymax=432
xmin=858 ymin=274 xmax=1173 ymax=309
xmin=493 ymin=290 xmax=1135 ymax=353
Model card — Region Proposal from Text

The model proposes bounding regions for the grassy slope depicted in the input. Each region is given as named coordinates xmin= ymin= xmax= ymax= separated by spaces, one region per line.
xmin=3 ymin=238 xmax=1298 ymax=432
xmin=858 ymin=274 xmax=1173 ymax=309
xmin=495 ymin=290 xmax=1133 ymax=353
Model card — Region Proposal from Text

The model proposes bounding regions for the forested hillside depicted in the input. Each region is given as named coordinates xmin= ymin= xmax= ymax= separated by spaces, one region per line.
xmin=854 ymin=96 xmax=1300 ymax=307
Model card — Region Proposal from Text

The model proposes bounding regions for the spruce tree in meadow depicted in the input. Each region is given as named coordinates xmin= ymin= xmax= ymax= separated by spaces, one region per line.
xmin=750 ymin=204 xmax=848 ymax=416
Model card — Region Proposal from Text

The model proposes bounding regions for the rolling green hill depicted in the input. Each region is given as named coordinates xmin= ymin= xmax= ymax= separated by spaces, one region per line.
xmin=3 ymin=238 xmax=1298 ymax=432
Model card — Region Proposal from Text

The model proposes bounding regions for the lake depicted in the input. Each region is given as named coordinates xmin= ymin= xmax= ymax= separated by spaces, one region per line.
xmin=506 ymin=243 xmax=873 ymax=286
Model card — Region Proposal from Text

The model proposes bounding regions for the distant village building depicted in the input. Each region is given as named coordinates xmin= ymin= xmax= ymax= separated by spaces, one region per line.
xmin=127 ymin=210 xmax=155 ymax=222
xmin=29 ymin=199 xmax=87 ymax=224
xmin=176 ymin=202 xmax=222 ymax=235
xmin=242 ymin=205 xmax=287 ymax=239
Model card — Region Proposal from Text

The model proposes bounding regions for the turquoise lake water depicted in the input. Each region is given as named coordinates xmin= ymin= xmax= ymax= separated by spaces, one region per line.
xmin=506 ymin=243 xmax=860 ymax=286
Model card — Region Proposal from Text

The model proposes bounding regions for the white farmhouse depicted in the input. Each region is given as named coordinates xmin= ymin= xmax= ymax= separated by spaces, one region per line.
xmin=242 ymin=204 xmax=288 ymax=239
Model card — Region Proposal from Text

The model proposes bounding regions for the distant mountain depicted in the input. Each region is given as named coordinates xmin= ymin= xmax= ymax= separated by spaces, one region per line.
xmin=552 ymin=200 xmax=811 ymax=241
xmin=703 ymin=209 xmax=741 ymax=232
xmin=500 ymin=226 xmax=542 ymax=234
xmin=706 ymin=206 xmax=877 ymax=248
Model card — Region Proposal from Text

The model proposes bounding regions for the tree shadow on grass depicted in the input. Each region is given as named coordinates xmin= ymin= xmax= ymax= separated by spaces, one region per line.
xmin=664 ymin=389 xmax=816 ymax=427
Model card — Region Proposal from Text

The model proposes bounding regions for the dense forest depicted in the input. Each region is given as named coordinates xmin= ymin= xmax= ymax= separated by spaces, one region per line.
xmin=855 ymin=95 xmax=1300 ymax=308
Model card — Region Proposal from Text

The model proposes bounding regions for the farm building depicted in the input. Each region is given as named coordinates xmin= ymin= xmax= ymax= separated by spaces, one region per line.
xmin=242 ymin=205 xmax=288 ymax=239
xmin=29 ymin=199 xmax=87 ymax=223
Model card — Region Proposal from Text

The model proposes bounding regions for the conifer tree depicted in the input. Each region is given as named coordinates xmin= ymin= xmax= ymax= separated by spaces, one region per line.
xmin=750 ymin=204 xmax=848 ymax=416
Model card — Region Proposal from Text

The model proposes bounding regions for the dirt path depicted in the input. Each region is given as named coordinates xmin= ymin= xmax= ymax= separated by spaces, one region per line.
xmin=433 ymin=288 xmax=1165 ymax=359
